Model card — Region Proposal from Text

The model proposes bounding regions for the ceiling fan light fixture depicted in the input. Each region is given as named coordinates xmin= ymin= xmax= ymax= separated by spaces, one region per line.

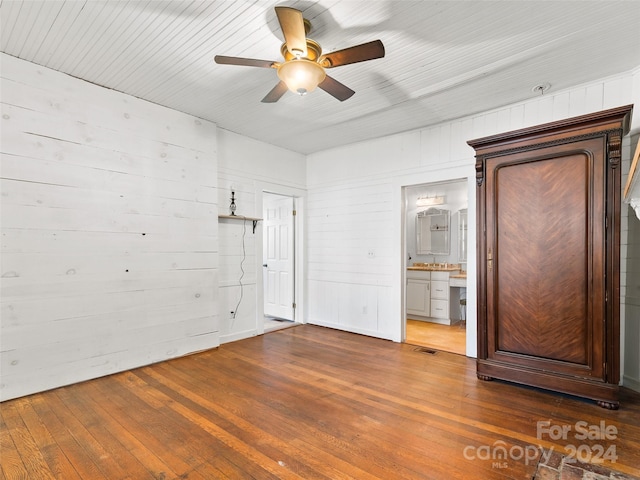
xmin=215 ymin=6 xmax=384 ymax=103
xmin=277 ymin=58 xmax=326 ymax=96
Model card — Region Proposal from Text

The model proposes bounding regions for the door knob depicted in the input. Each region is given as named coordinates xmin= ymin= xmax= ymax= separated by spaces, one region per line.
xmin=263 ymin=264 xmax=268 ymax=267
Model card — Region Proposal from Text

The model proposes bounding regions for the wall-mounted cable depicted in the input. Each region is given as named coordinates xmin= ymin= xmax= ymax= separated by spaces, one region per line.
xmin=231 ymin=217 xmax=247 ymax=319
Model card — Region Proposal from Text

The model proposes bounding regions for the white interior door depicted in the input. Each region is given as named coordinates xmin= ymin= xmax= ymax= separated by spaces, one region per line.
xmin=263 ymin=194 xmax=294 ymax=320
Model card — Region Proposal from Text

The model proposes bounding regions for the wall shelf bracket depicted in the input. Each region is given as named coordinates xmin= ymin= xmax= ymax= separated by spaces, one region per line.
xmin=218 ymin=214 xmax=262 ymax=233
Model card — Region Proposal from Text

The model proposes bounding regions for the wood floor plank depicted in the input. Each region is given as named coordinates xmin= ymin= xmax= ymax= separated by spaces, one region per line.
xmin=53 ymin=387 xmax=156 ymax=480
xmin=175 ymin=351 xmax=413 ymax=479
xmin=0 ymin=404 xmax=28 ymax=480
xmin=27 ymin=389 xmax=110 ymax=480
xmin=124 ymin=369 xmax=304 ymax=480
xmin=1 ymin=401 xmax=56 ymax=480
xmin=200 ymin=354 xmax=459 ymax=478
xmin=158 ymin=362 xmax=371 ymax=480
xmin=103 ymin=368 xmax=288 ymax=480
xmin=217 ymin=336 xmax=533 ymax=479
xmin=67 ymin=383 xmax=177 ymax=479
xmin=45 ymin=390 xmax=134 ymax=480
xmin=181 ymin=340 xmax=516 ymax=475
xmin=87 ymin=374 xmax=210 ymax=480
xmin=139 ymin=362 xmax=377 ymax=480
xmin=16 ymin=396 xmax=81 ymax=480
xmin=2 ymin=325 xmax=639 ymax=479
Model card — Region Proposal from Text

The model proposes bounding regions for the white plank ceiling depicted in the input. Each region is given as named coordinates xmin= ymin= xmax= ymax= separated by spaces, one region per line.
xmin=2 ymin=0 xmax=639 ymax=154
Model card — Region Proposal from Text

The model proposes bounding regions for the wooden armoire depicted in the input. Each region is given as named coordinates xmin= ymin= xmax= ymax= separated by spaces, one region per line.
xmin=469 ymin=105 xmax=633 ymax=409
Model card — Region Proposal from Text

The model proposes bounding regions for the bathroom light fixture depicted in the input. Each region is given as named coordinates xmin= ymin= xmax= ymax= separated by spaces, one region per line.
xmin=277 ymin=58 xmax=326 ymax=95
xmin=417 ymin=195 xmax=445 ymax=207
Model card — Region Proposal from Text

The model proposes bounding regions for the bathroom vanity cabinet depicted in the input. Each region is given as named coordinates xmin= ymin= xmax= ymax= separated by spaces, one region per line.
xmin=406 ymin=268 xmax=461 ymax=324
xmin=470 ymin=105 xmax=633 ymax=409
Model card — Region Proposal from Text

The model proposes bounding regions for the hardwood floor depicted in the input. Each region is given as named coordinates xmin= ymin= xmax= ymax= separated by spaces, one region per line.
xmin=405 ymin=319 xmax=466 ymax=355
xmin=2 ymin=325 xmax=640 ymax=480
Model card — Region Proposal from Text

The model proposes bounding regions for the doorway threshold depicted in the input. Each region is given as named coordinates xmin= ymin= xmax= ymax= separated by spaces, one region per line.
xmin=405 ymin=319 xmax=466 ymax=356
xmin=264 ymin=317 xmax=298 ymax=333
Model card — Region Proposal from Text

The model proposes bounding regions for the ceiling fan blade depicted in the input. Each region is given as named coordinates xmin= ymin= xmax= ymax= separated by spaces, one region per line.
xmin=262 ymin=81 xmax=289 ymax=103
xmin=275 ymin=6 xmax=307 ymax=57
xmin=318 ymin=75 xmax=355 ymax=102
xmin=214 ymin=55 xmax=276 ymax=69
xmin=320 ymin=40 xmax=385 ymax=68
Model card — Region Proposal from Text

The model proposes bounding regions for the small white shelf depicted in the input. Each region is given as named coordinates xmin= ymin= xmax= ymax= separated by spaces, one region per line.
xmin=218 ymin=214 xmax=262 ymax=233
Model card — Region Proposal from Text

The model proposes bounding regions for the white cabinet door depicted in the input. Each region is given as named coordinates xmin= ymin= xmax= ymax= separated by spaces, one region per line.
xmin=406 ymin=279 xmax=430 ymax=316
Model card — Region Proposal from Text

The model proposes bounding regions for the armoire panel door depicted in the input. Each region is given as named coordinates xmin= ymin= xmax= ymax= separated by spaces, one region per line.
xmin=484 ymin=137 xmax=606 ymax=380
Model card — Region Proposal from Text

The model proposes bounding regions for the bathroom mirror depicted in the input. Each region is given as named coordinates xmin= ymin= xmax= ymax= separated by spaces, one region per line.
xmin=458 ymin=208 xmax=468 ymax=262
xmin=416 ymin=208 xmax=450 ymax=255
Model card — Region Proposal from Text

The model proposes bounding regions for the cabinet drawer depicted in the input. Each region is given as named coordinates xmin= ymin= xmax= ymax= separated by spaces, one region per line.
xmin=450 ymin=277 xmax=466 ymax=288
xmin=431 ymin=280 xmax=449 ymax=299
xmin=430 ymin=271 xmax=450 ymax=281
xmin=407 ymin=270 xmax=430 ymax=280
xmin=431 ymin=299 xmax=449 ymax=319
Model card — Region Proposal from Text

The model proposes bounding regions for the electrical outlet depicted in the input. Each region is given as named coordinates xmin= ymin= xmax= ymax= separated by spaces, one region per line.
xmin=367 ymin=250 xmax=375 ymax=258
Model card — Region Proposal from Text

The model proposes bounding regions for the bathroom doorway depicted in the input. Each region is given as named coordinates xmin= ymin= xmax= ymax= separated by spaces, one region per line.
xmin=262 ymin=192 xmax=297 ymax=332
xmin=404 ymin=179 xmax=468 ymax=355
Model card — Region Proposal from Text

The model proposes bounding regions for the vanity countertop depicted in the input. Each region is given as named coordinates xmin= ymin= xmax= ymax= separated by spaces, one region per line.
xmin=407 ymin=263 xmax=461 ymax=272
xmin=450 ymin=273 xmax=467 ymax=279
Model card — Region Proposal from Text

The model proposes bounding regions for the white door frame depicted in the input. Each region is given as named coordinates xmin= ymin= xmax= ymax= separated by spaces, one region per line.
xmin=394 ymin=168 xmax=477 ymax=358
xmin=254 ymin=183 xmax=306 ymax=334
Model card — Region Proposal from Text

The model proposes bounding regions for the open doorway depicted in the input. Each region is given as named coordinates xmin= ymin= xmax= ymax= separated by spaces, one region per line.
xmin=404 ymin=180 xmax=468 ymax=354
xmin=262 ymin=192 xmax=297 ymax=332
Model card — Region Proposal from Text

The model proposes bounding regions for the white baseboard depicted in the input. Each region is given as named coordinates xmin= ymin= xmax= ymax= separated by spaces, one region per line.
xmin=220 ymin=329 xmax=256 ymax=344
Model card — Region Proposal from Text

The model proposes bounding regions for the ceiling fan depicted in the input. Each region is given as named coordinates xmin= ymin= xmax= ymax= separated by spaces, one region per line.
xmin=214 ymin=6 xmax=385 ymax=103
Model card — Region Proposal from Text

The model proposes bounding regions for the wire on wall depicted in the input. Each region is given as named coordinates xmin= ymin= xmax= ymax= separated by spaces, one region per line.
xmin=231 ymin=217 xmax=247 ymax=319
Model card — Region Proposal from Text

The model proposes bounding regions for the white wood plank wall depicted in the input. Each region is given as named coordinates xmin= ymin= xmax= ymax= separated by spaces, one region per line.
xmin=306 ymin=69 xmax=640 ymax=390
xmin=0 ymin=54 xmax=218 ymax=401
xmin=307 ymin=180 xmax=395 ymax=337
xmin=216 ymin=129 xmax=305 ymax=343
